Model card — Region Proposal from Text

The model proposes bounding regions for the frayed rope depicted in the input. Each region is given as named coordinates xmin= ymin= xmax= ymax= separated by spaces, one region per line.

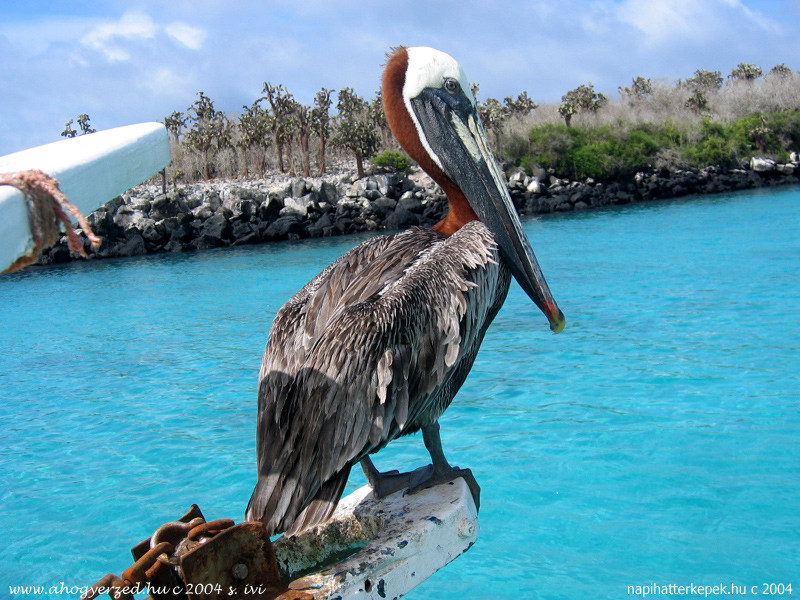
xmin=1 ymin=169 xmax=101 ymax=274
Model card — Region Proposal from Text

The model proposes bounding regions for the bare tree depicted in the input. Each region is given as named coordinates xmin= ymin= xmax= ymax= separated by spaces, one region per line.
xmin=559 ymin=83 xmax=608 ymax=126
xmin=61 ymin=120 xmax=77 ymax=138
xmin=768 ymin=64 xmax=793 ymax=79
xmin=294 ymin=101 xmax=313 ymax=178
xmin=311 ymin=88 xmax=334 ymax=175
xmin=262 ymin=83 xmax=298 ymax=173
xmin=729 ymin=63 xmax=763 ymax=81
xmin=478 ymin=97 xmax=509 ymax=147
xmin=185 ymin=92 xmax=230 ymax=180
xmin=683 ymin=69 xmax=724 ymax=91
xmin=504 ymin=91 xmax=538 ymax=118
xmin=685 ymin=90 xmax=710 ymax=113
xmin=164 ymin=111 xmax=186 ymax=143
xmin=332 ymin=88 xmax=380 ymax=179
xmin=619 ymin=77 xmax=653 ymax=104
xmin=238 ymin=100 xmax=271 ymax=175
xmin=370 ymin=89 xmax=393 ymax=148
xmin=77 ymin=114 xmax=96 ymax=135
xmin=61 ymin=114 xmax=95 ymax=138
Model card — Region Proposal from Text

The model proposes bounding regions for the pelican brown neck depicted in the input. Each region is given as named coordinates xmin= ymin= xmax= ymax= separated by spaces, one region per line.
xmin=382 ymin=47 xmax=478 ymax=236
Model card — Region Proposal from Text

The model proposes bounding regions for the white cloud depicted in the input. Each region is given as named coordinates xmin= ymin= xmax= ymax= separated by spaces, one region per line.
xmin=0 ymin=16 xmax=98 ymax=57
xmin=80 ymin=11 xmax=157 ymax=61
xmin=165 ymin=22 xmax=207 ymax=50
xmin=142 ymin=66 xmax=196 ymax=98
xmin=614 ymin=0 xmax=780 ymax=46
xmin=616 ymin=0 xmax=712 ymax=43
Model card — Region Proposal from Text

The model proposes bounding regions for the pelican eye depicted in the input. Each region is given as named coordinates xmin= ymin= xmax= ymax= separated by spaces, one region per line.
xmin=443 ymin=78 xmax=460 ymax=95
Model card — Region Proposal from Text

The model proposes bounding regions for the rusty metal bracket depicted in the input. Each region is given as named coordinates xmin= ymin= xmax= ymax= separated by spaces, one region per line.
xmin=82 ymin=505 xmax=311 ymax=600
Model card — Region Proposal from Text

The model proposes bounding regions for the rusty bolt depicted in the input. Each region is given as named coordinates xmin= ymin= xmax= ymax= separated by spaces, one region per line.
xmin=231 ymin=563 xmax=249 ymax=580
xmin=457 ymin=518 xmax=475 ymax=538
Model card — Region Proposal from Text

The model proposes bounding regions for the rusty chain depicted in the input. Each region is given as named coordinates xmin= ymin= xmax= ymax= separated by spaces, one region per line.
xmin=81 ymin=514 xmax=235 ymax=600
xmin=188 ymin=519 xmax=235 ymax=541
xmin=81 ymin=542 xmax=172 ymax=600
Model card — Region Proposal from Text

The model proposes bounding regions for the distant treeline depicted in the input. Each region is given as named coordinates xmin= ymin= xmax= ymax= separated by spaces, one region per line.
xmin=505 ymin=63 xmax=800 ymax=181
xmin=62 ymin=62 xmax=800 ymax=183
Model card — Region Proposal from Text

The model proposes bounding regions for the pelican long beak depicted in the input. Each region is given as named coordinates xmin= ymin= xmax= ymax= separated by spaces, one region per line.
xmin=410 ymin=88 xmax=566 ymax=333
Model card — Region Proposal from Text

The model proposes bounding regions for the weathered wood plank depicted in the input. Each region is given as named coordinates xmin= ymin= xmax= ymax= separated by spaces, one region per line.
xmin=274 ymin=477 xmax=479 ymax=600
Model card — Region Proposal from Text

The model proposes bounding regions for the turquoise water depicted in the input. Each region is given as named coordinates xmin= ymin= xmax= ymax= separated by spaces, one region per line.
xmin=1 ymin=186 xmax=798 ymax=599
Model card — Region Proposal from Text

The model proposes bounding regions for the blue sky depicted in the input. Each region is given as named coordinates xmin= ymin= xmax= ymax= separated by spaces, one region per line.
xmin=1 ymin=0 xmax=799 ymax=155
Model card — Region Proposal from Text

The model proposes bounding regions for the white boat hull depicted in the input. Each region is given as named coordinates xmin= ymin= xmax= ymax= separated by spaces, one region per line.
xmin=0 ymin=122 xmax=170 ymax=272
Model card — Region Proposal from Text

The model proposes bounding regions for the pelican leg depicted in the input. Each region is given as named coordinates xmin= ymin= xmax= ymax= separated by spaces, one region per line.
xmin=414 ymin=422 xmax=481 ymax=510
xmin=360 ymin=423 xmax=481 ymax=511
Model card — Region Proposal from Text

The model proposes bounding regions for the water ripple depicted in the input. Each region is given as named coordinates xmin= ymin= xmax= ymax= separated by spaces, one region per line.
xmin=1 ymin=188 xmax=798 ymax=598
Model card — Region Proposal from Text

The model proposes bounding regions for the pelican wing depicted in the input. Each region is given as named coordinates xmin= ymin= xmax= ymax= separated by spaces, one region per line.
xmin=247 ymin=221 xmax=507 ymax=534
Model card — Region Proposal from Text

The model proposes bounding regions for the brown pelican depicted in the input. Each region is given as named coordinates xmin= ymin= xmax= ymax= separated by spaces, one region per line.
xmin=246 ymin=46 xmax=565 ymax=536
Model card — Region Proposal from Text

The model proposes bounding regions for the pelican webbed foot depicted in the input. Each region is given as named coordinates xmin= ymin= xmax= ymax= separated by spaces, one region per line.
xmin=406 ymin=463 xmax=481 ymax=511
xmin=359 ymin=423 xmax=481 ymax=511
xmin=359 ymin=457 xmax=434 ymax=496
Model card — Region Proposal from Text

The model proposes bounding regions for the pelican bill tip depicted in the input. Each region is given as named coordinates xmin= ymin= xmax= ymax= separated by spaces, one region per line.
xmin=549 ymin=307 xmax=566 ymax=334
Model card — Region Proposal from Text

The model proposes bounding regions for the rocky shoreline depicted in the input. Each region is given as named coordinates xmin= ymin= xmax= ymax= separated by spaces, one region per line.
xmin=36 ymin=157 xmax=799 ymax=265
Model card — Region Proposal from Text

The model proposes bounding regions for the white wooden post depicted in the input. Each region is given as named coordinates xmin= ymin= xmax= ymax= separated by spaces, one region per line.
xmin=274 ymin=477 xmax=479 ymax=599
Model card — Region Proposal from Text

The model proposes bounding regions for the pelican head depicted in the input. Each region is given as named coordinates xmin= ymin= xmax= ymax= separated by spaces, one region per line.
xmin=382 ymin=46 xmax=566 ymax=333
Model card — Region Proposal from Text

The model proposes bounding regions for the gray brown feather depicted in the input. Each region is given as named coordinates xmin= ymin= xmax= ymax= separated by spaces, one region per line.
xmin=246 ymin=221 xmax=511 ymax=535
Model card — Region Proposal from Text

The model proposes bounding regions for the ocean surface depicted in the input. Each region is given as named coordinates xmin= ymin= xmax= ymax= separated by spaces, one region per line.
xmin=1 ymin=185 xmax=798 ymax=599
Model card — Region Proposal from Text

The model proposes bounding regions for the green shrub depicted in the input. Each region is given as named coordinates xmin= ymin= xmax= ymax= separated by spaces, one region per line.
xmin=684 ymin=120 xmax=739 ymax=167
xmin=619 ymin=128 xmax=660 ymax=168
xmin=501 ymin=133 xmax=531 ymax=165
xmin=567 ymin=142 xmax=612 ymax=179
xmin=526 ymin=124 xmax=576 ymax=173
xmin=371 ymin=149 xmax=413 ymax=173
xmin=762 ymin=110 xmax=800 ymax=150
xmin=512 ymin=110 xmax=800 ymax=181
xmin=521 ymin=123 xmax=667 ymax=180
